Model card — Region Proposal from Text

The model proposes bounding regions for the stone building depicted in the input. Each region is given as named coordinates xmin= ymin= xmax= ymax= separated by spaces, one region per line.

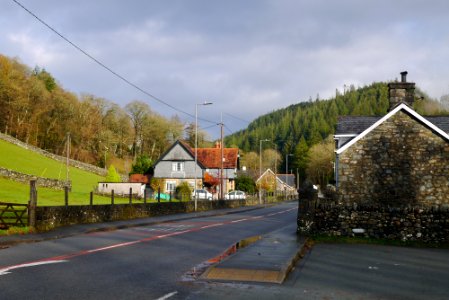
xmin=334 ymin=72 xmax=449 ymax=206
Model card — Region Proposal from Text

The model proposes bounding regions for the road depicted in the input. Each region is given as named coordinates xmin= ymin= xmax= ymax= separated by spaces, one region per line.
xmin=2 ymin=201 xmax=449 ymax=300
xmin=0 ymin=202 xmax=298 ymax=299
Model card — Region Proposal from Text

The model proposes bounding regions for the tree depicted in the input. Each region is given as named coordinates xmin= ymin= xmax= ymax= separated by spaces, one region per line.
xmin=240 ymin=151 xmax=259 ymax=178
xmin=130 ymin=155 xmax=153 ymax=175
xmin=292 ymin=136 xmax=309 ymax=184
xmin=125 ymin=101 xmax=151 ymax=158
xmin=263 ymin=148 xmax=281 ymax=173
xmin=105 ymin=165 xmax=121 ymax=182
xmin=235 ymin=174 xmax=256 ymax=194
xmin=306 ymin=136 xmax=335 ymax=186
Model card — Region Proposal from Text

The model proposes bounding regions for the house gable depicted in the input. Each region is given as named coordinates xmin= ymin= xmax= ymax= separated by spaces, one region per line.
xmin=336 ymin=103 xmax=449 ymax=155
xmin=337 ymin=107 xmax=449 ymax=205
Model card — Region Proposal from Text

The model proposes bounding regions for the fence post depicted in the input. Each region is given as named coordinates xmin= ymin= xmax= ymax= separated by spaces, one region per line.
xmin=144 ymin=189 xmax=147 ymax=204
xmin=111 ymin=189 xmax=115 ymax=205
xmin=169 ymin=191 xmax=172 ymax=202
xmin=28 ymin=180 xmax=37 ymax=228
xmin=65 ymin=186 xmax=69 ymax=207
xmin=90 ymin=191 xmax=93 ymax=206
xmin=129 ymin=187 xmax=132 ymax=204
xmin=157 ymin=187 xmax=161 ymax=203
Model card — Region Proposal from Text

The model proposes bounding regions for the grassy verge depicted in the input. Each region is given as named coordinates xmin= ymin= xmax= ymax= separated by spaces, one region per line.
xmin=0 ymin=226 xmax=35 ymax=236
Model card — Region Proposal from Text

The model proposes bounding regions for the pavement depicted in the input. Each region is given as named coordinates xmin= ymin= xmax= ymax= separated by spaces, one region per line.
xmin=0 ymin=202 xmax=307 ymax=284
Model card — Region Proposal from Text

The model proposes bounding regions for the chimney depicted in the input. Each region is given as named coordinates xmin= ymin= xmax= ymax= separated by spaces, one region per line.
xmin=388 ymin=71 xmax=415 ymax=111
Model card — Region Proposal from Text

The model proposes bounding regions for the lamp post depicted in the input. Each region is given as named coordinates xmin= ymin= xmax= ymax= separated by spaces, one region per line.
xmin=286 ymin=153 xmax=293 ymax=175
xmin=285 ymin=153 xmax=293 ymax=200
xmin=194 ymin=101 xmax=213 ymax=211
xmin=259 ymin=139 xmax=270 ymax=204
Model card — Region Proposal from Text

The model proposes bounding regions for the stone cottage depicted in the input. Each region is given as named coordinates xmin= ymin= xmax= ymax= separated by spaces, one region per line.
xmin=334 ymin=72 xmax=449 ymax=206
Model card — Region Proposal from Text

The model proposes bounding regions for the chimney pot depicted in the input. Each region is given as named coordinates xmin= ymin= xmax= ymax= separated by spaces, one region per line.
xmin=400 ymin=71 xmax=408 ymax=83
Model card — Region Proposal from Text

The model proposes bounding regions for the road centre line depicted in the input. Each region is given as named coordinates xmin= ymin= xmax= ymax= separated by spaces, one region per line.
xmin=231 ymin=218 xmax=247 ymax=223
xmin=0 ymin=207 xmax=295 ymax=276
xmin=156 ymin=291 xmax=178 ymax=300
xmin=200 ymin=223 xmax=224 ymax=229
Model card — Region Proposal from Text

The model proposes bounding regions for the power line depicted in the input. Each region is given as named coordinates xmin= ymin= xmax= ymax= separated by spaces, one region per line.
xmin=12 ymin=0 xmax=216 ymax=124
xmin=223 ymin=112 xmax=251 ymax=124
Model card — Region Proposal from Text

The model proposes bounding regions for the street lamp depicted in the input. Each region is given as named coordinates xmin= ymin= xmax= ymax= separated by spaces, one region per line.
xmin=286 ymin=153 xmax=293 ymax=175
xmin=285 ymin=153 xmax=293 ymax=200
xmin=259 ymin=139 xmax=270 ymax=204
xmin=194 ymin=101 xmax=213 ymax=211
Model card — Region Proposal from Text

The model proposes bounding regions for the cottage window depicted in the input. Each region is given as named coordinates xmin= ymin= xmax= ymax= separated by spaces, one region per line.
xmin=172 ymin=162 xmax=184 ymax=172
xmin=166 ymin=181 xmax=176 ymax=192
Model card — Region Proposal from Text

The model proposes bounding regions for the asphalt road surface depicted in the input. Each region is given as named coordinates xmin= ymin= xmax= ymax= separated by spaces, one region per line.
xmin=0 ymin=202 xmax=298 ymax=299
xmin=1 ymin=201 xmax=448 ymax=300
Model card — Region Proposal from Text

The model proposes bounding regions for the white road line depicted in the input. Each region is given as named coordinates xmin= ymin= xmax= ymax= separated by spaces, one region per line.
xmin=231 ymin=218 xmax=247 ymax=223
xmin=87 ymin=241 xmax=139 ymax=253
xmin=0 ymin=260 xmax=68 ymax=276
xmin=251 ymin=216 xmax=263 ymax=219
xmin=200 ymin=223 xmax=224 ymax=229
xmin=156 ymin=291 xmax=178 ymax=300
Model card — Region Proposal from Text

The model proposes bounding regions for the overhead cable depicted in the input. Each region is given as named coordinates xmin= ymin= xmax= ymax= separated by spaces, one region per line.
xmin=12 ymin=0 xmax=215 ymax=124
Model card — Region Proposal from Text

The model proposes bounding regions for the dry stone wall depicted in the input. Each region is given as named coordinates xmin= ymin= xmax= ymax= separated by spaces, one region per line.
xmin=0 ymin=167 xmax=70 ymax=190
xmin=306 ymin=200 xmax=449 ymax=244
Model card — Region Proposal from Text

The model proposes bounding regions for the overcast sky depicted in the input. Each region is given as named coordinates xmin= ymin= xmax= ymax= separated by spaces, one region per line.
xmin=2 ymin=0 xmax=449 ymax=139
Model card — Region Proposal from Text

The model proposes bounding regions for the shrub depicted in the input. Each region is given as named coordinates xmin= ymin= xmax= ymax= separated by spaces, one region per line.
xmin=105 ymin=165 xmax=121 ymax=182
xmin=176 ymin=182 xmax=192 ymax=201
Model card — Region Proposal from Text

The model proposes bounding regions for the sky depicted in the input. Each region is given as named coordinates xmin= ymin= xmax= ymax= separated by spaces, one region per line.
xmin=1 ymin=0 xmax=449 ymax=139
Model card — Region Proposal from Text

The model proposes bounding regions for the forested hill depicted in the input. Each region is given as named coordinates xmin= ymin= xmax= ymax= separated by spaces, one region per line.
xmin=225 ymin=82 xmax=447 ymax=154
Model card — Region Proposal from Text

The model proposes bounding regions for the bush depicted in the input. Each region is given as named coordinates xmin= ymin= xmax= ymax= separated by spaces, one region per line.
xmin=176 ymin=182 xmax=192 ymax=201
xmin=105 ymin=165 xmax=121 ymax=182
xmin=235 ymin=174 xmax=256 ymax=194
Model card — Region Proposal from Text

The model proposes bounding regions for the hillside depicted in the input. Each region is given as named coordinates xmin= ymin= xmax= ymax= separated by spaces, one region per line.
xmin=225 ymin=82 xmax=448 ymax=155
xmin=0 ymin=136 xmax=115 ymax=205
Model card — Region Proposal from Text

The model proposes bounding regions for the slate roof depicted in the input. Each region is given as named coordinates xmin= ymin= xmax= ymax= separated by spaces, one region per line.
xmin=336 ymin=115 xmax=449 ymax=135
xmin=276 ymin=174 xmax=296 ymax=187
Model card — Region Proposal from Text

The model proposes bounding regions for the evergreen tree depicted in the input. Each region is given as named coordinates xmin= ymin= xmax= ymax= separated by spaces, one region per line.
xmin=292 ymin=136 xmax=309 ymax=184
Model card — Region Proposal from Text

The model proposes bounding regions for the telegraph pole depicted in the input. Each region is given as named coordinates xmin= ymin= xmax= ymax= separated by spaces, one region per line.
xmin=66 ymin=132 xmax=70 ymax=185
xmin=220 ymin=114 xmax=224 ymax=200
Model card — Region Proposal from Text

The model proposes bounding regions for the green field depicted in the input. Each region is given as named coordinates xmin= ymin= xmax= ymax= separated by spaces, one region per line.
xmin=0 ymin=138 xmax=130 ymax=205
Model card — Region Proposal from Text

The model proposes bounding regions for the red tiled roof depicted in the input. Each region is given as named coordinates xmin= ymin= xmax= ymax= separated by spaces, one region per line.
xmin=129 ymin=174 xmax=151 ymax=183
xmin=196 ymin=148 xmax=238 ymax=169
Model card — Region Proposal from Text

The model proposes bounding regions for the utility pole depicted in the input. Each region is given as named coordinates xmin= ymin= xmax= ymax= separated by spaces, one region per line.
xmin=66 ymin=132 xmax=70 ymax=185
xmin=220 ymin=114 xmax=224 ymax=200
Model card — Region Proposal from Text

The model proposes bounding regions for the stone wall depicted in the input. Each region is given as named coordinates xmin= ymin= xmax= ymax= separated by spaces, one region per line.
xmin=0 ymin=132 xmax=107 ymax=176
xmin=303 ymin=199 xmax=449 ymax=244
xmin=0 ymin=167 xmax=70 ymax=190
xmin=33 ymin=197 xmax=288 ymax=232
xmin=337 ymin=111 xmax=449 ymax=206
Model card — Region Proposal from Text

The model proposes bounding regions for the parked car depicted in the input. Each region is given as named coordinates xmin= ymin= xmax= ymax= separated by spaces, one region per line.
xmin=225 ymin=190 xmax=246 ymax=200
xmin=191 ymin=189 xmax=213 ymax=200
